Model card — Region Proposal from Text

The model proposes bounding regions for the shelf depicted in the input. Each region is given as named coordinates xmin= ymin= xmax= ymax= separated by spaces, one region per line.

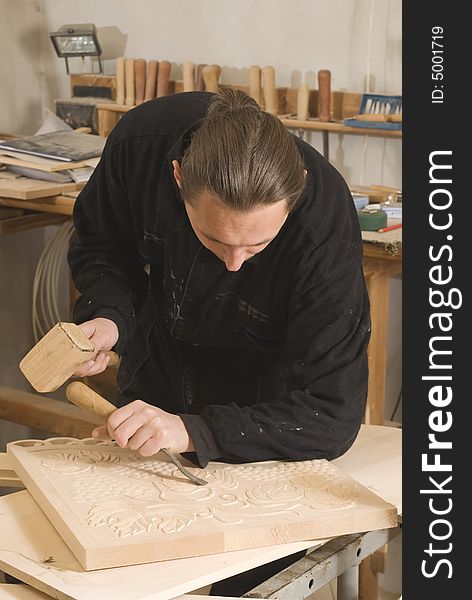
xmin=280 ymin=117 xmax=402 ymax=139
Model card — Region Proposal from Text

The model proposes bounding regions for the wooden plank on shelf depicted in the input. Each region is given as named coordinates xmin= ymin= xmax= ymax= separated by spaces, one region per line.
xmin=0 ymin=153 xmax=87 ymax=172
xmin=0 ymin=178 xmax=79 ymax=200
xmin=0 ymin=206 xmax=24 ymax=219
xmin=0 ymin=213 xmax=67 ymax=234
xmin=0 ymin=195 xmax=75 ymax=216
xmin=0 ymin=385 xmax=103 ymax=438
xmin=0 ymin=584 xmax=51 ymax=599
xmin=0 ymin=452 xmax=23 ymax=487
xmin=279 ymin=117 xmax=402 ymax=138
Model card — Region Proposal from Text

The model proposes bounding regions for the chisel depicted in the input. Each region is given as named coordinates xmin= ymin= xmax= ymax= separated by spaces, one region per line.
xmin=195 ymin=64 xmax=207 ymax=91
xmin=202 ymin=65 xmax=219 ymax=92
xmin=66 ymin=381 xmax=208 ymax=486
xmin=317 ymin=69 xmax=331 ymax=159
xmin=297 ymin=82 xmax=310 ymax=120
xmin=317 ymin=69 xmax=331 ymax=121
xmin=125 ymin=58 xmax=135 ymax=105
xmin=262 ymin=66 xmax=277 ymax=114
xmin=157 ymin=60 xmax=171 ymax=97
xmin=183 ymin=61 xmax=195 ymax=91
xmin=249 ymin=65 xmax=261 ymax=105
xmin=144 ymin=60 xmax=158 ymax=101
xmin=134 ymin=58 xmax=146 ymax=105
xmin=115 ymin=57 xmax=125 ymax=105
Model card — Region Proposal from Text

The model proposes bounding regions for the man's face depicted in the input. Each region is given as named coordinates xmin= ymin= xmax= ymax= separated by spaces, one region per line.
xmin=173 ymin=161 xmax=289 ymax=272
xmin=185 ymin=193 xmax=289 ymax=271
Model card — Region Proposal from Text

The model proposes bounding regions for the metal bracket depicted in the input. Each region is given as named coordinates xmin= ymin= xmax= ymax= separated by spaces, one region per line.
xmin=243 ymin=526 xmax=402 ymax=600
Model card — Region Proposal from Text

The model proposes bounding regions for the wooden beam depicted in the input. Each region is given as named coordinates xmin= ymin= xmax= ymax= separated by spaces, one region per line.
xmin=0 ymin=195 xmax=75 ymax=216
xmin=0 ymin=213 xmax=67 ymax=234
xmin=0 ymin=178 xmax=79 ymax=200
xmin=0 ymin=453 xmax=23 ymax=487
xmin=0 ymin=385 xmax=103 ymax=437
xmin=0 ymin=206 xmax=24 ymax=219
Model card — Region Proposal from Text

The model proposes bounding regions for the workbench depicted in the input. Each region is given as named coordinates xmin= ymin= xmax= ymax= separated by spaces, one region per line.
xmin=0 ymin=423 xmax=401 ymax=600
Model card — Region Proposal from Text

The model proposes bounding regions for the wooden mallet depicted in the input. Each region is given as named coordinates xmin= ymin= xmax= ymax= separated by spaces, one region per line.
xmin=19 ymin=322 xmax=119 ymax=393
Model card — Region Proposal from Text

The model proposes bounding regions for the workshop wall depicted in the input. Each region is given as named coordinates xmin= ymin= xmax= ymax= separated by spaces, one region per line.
xmin=38 ymin=0 xmax=402 ymax=188
xmin=0 ymin=0 xmax=43 ymax=134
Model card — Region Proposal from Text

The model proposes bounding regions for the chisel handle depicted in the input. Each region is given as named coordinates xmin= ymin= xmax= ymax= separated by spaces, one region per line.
xmin=317 ymin=69 xmax=331 ymax=122
xmin=157 ymin=60 xmax=171 ymax=97
xmin=249 ymin=65 xmax=261 ymax=105
xmin=134 ymin=58 xmax=146 ymax=105
xmin=125 ymin=58 xmax=135 ymax=105
xmin=144 ymin=60 xmax=158 ymax=101
xmin=297 ymin=83 xmax=310 ymax=120
xmin=116 ymin=57 xmax=125 ymax=105
xmin=262 ymin=66 xmax=277 ymax=114
xmin=183 ymin=61 xmax=195 ymax=91
xmin=202 ymin=65 xmax=219 ymax=92
xmin=66 ymin=381 xmax=115 ymax=419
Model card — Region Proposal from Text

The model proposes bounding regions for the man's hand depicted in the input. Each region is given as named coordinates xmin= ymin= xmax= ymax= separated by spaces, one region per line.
xmin=91 ymin=400 xmax=194 ymax=455
xmin=73 ymin=317 xmax=120 ymax=377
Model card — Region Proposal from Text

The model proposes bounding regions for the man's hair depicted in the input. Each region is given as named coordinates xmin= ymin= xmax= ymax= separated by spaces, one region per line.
xmin=180 ymin=88 xmax=306 ymax=212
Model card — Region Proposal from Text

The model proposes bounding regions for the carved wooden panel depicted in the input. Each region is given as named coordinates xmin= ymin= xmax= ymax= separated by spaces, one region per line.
xmin=7 ymin=438 xmax=397 ymax=571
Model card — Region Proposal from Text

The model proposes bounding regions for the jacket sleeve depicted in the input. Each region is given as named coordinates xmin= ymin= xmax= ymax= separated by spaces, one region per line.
xmin=67 ymin=138 xmax=148 ymax=354
xmin=184 ymin=184 xmax=371 ymax=467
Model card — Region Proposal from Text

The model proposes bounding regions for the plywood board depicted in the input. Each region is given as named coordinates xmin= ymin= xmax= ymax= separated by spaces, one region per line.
xmin=0 ymin=584 xmax=51 ymax=599
xmin=0 ymin=584 xmax=246 ymax=600
xmin=0 ymin=151 xmax=87 ymax=171
xmin=0 ymin=452 xmax=23 ymax=487
xmin=7 ymin=437 xmax=397 ymax=571
xmin=334 ymin=424 xmax=402 ymax=515
xmin=0 ymin=177 xmax=78 ymax=200
xmin=0 ymin=490 xmax=317 ymax=600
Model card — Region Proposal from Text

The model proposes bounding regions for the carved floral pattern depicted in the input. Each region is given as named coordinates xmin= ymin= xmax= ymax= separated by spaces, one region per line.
xmin=12 ymin=438 xmax=361 ymax=539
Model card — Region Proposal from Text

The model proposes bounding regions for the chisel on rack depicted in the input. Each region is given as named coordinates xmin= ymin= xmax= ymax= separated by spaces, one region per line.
xmin=157 ymin=60 xmax=171 ymax=97
xmin=195 ymin=64 xmax=207 ymax=91
xmin=134 ymin=58 xmax=146 ymax=105
xmin=125 ymin=58 xmax=135 ymax=105
xmin=202 ymin=64 xmax=220 ymax=92
xmin=297 ymin=82 xmax=310 ymax=120
xmin=144 ymin=60 xmax=158 ymax=101
xmin=317 ymin=69 xmax=331 ymax=159
xmin=116 ymin=57 xmax=125 ymax=105
xmin=249 ymin=65 xmax=261 ymax=105
xmin=262 ymin=66 xmax=277 ymax=114
xmin=182 ymin=61 xmax=195 ymax=91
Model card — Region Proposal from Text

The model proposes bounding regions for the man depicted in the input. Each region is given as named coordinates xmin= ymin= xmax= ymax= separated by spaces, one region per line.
xmin=68 ymin=89 xmax=370 ymax=469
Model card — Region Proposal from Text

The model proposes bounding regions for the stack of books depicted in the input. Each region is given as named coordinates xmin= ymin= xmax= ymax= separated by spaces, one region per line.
xmin=0 ymin=131 xmax=104 ymax=185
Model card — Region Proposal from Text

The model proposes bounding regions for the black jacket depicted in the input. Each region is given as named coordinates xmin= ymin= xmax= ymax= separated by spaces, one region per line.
xmin=68 ymin=92 xmax=371 ymax=467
